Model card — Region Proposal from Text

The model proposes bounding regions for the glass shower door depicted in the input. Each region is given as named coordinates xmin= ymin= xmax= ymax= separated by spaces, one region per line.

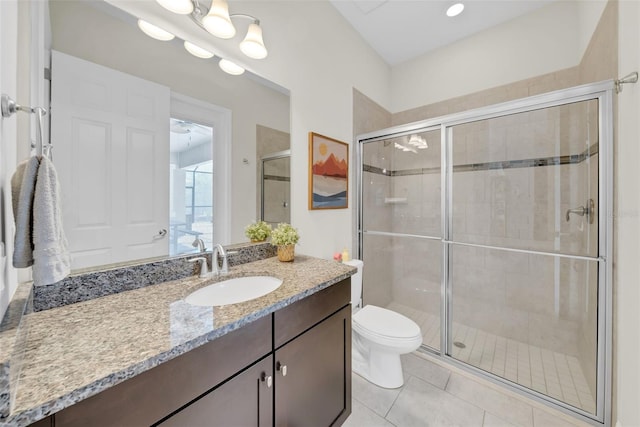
xmin=261 ymin=154 xmax=290 ymax=227
xmin=361 ymin=128 xmax=442 ymax=352
xmin=447 ymin=100 xmax=600 ymax=415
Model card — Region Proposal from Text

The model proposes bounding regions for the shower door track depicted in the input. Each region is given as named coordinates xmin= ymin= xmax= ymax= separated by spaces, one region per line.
xmin=355 ymin=80 xmax=614 ymax=427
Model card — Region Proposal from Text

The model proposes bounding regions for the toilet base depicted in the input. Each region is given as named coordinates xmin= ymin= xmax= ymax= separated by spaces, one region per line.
xmin=352 ymin=339 xmax=406 ymax=389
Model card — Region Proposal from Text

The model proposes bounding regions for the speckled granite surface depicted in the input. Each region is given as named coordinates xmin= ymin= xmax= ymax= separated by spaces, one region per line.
xmin=33 ymin=242 xmax=277 ymax=311
xmin=0 ymin=255 xmax=354 ymax=426
xmin=0 ymin=283 xmax=32 ymax=419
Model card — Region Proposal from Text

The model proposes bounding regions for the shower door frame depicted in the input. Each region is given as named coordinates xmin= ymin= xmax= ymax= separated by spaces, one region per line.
xmin=355 ymin=80 xmax=613 ymax=426
xmin=260 ymin=149 xmax=291 ymax=223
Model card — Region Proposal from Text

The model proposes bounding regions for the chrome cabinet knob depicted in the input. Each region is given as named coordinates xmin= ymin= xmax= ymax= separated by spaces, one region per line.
xmin=261 ymin=372 xmax=272 ymax=388
xmin=277 ymin=361 xmax=287 ymax=376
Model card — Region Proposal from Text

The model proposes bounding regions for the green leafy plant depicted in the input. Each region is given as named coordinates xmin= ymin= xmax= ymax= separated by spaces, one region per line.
xmin=244 ymin=221 xmax=272 ymax=242
xmin=270 ymin=223 xmax=300 ymax=246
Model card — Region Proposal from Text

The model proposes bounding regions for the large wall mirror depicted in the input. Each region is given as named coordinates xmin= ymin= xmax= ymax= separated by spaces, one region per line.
xmin=47 ymin=0 xmax=290 ymax=271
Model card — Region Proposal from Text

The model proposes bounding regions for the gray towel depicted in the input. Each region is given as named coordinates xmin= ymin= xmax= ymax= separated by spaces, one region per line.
xmin=11 ymin=156 xmax=41 ymax=268
xmin=32 ymin=156 xmax=70 ymax=286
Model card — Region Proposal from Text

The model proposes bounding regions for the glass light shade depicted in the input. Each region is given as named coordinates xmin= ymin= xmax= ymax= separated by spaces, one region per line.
xmin=219 ymin=59 xmax=245 ymax=75
xmin=202 ymin=0 xmax=236 ymax=39
xmin=155 ymin=0 xmax=193 ymax=15
xmin=239 ymin=23 xmax=268 ymax=59
xmin=137 ymin=19 xmax=175 ymax=41
xmin=184 ymin=41 xmax=215 ymax=59
xmin=446 ymin=3 xmax=464 ymax=17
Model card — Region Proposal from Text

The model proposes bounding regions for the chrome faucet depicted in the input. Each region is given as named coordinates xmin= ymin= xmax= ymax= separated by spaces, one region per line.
xmin=188 ymin=257 xmax=209 ymax=278
xmin=192 ymin=237 xmax=206 ymax=252
xmin=211 ymin=244 xmax=229 ymax=276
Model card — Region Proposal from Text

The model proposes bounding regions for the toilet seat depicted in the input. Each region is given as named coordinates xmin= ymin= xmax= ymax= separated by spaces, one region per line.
xmin=353 ymin=305 xmax=421 ymax=346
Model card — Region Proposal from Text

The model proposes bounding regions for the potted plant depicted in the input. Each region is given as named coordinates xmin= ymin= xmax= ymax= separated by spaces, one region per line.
xmin=244 ymin=221 xmax=272 ymax=243
xmin=271 ymin=223 xmax=300 ymax=262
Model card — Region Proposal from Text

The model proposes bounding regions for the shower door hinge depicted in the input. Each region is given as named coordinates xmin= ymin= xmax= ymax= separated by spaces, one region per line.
xmin=44 ymin=67 xmax=51 ymax=81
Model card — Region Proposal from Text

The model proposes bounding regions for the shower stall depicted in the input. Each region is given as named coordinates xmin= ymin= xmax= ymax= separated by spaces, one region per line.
xmin=355 ymin=82 xmax=612 ymax=425
xmin=261 ymin=150 xmax=291 ymax=227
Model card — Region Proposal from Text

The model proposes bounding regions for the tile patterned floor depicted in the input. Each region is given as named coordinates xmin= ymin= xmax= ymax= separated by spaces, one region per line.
xmin=385 ymin=302 xmax=596 ymax=415
xmin=343 ymin=352 xmax=593 ymax=427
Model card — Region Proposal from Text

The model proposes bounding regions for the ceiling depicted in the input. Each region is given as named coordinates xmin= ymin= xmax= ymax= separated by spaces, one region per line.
xmin=329 ymin=0 xmax=557 ymax=66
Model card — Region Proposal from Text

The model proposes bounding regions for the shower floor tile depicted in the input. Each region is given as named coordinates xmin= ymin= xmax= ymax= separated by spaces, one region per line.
xmin=386 ymin=301 xmax=596 ymax=415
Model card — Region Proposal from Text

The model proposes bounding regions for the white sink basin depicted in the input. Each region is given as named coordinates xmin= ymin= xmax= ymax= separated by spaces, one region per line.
xmin=185 ymin=276 xmax=283 ymax=306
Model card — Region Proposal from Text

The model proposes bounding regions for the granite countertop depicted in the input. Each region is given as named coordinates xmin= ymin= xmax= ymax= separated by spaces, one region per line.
xmin=2 ymin=255 xmax=355 ymax=427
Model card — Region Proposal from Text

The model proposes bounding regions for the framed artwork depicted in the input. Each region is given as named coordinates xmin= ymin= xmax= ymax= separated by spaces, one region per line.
xmin=308 ymin=132 xmax=348 ymax=210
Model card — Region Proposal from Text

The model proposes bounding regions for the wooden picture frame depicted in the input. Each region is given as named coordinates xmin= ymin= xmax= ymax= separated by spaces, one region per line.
xmin=308 ymin=132 xmax=349 ymax=210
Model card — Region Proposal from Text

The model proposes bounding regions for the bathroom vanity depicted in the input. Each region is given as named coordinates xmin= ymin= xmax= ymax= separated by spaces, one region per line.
xmin=0 ymin=254 xmax=354 ymax=427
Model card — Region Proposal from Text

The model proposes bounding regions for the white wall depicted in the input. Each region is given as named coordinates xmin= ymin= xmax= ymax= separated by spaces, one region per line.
xmin=390 ymin=1 xmax=583 ymax=112
xmin=615 ymin=1 xmax=640 ymax=425
xmin=0 ymin=1 xmax=32 ymax=319
xmin=0 ymin=1 xmax=19 ymax=320
xmin=578 ymin=0 xmax=608 ymax=59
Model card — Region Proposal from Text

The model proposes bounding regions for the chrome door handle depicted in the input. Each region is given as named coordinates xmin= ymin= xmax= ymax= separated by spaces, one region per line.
xmin=565 ymin=199 xmax=595 ymax=224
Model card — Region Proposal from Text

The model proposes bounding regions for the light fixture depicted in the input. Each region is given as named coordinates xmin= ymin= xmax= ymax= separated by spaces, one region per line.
xmin=184 ymin=41 xmax=215 ymax=58
xmin=446 ymin=3 xmax=465 ymax=17
xmin=137 ymin=19 xmax=175 ymax=41
xmin=144 ymin=0 xmax=268 ymax=76
xmin=155 ymin=0 xmax=268 ymax=60
xmin=155 ymin=0 xmax=193 ymax=15
xmin=219 ymin=59 xmax=245 ymax=75
xmin=394 ymin=142 xmax=417 ymax=154
xmin=240 ymin=21 xmax=268 ymax=59
xmin=201 ymin=0 xmax=236 ymax=39
xmin=408 ymin=134 xmax=428 ymax=149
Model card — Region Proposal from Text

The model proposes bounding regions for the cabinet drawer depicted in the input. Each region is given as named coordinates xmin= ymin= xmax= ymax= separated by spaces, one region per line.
xmin=55 ymin=316 xmax=271 ymax=427
xmin=274 ymin=278 xmax=350 ymax=348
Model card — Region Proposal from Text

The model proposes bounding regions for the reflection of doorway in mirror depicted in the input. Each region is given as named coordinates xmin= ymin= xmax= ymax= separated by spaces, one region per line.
xmin=169 ymin=119 xmax=214 ymax=256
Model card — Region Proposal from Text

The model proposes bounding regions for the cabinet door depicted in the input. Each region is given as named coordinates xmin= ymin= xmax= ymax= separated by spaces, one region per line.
xmin=275 ymin=306 xmax=351 ymax=426
xmin=159 ymin=356 xmax=273 ymax=427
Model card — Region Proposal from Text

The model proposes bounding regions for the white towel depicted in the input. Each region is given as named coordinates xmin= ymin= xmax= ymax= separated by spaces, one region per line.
xmin=32 ymin=156 xmax=70 ymax=286
xmin=11 ymin=156 xmax=41 ymax=268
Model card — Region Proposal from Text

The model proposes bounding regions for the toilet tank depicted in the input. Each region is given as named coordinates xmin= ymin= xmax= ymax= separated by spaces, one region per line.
xmin=343 ymin=259 xmax=363 ymax=308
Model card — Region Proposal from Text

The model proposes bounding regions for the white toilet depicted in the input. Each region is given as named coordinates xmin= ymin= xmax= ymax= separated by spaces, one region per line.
xmin=344 ymin=259 xmax=423 ymax=389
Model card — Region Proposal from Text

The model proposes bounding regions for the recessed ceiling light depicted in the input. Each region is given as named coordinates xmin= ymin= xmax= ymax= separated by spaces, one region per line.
xmin=446 ymin=3 xmax=465 ymax=17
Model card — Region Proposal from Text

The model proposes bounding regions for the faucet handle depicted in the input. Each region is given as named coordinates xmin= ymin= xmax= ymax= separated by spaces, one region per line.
xmin=212 ymin=244 xmax=229 ymax=275
xmin=188 ymin=257 xmax=209 ymax=278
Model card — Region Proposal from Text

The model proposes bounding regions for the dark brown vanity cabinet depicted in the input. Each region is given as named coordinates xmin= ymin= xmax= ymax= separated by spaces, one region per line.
xmin=43 ymin=278 xmax=351 ymax=427
xmin=159 ymin=357 xmax=274 ymax=426
xmin=274 ymin=305 xmax=351 ymax=426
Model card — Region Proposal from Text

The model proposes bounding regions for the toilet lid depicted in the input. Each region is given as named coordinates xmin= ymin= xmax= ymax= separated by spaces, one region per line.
xmin=353 ymin=305 xmax=421 ymax=339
